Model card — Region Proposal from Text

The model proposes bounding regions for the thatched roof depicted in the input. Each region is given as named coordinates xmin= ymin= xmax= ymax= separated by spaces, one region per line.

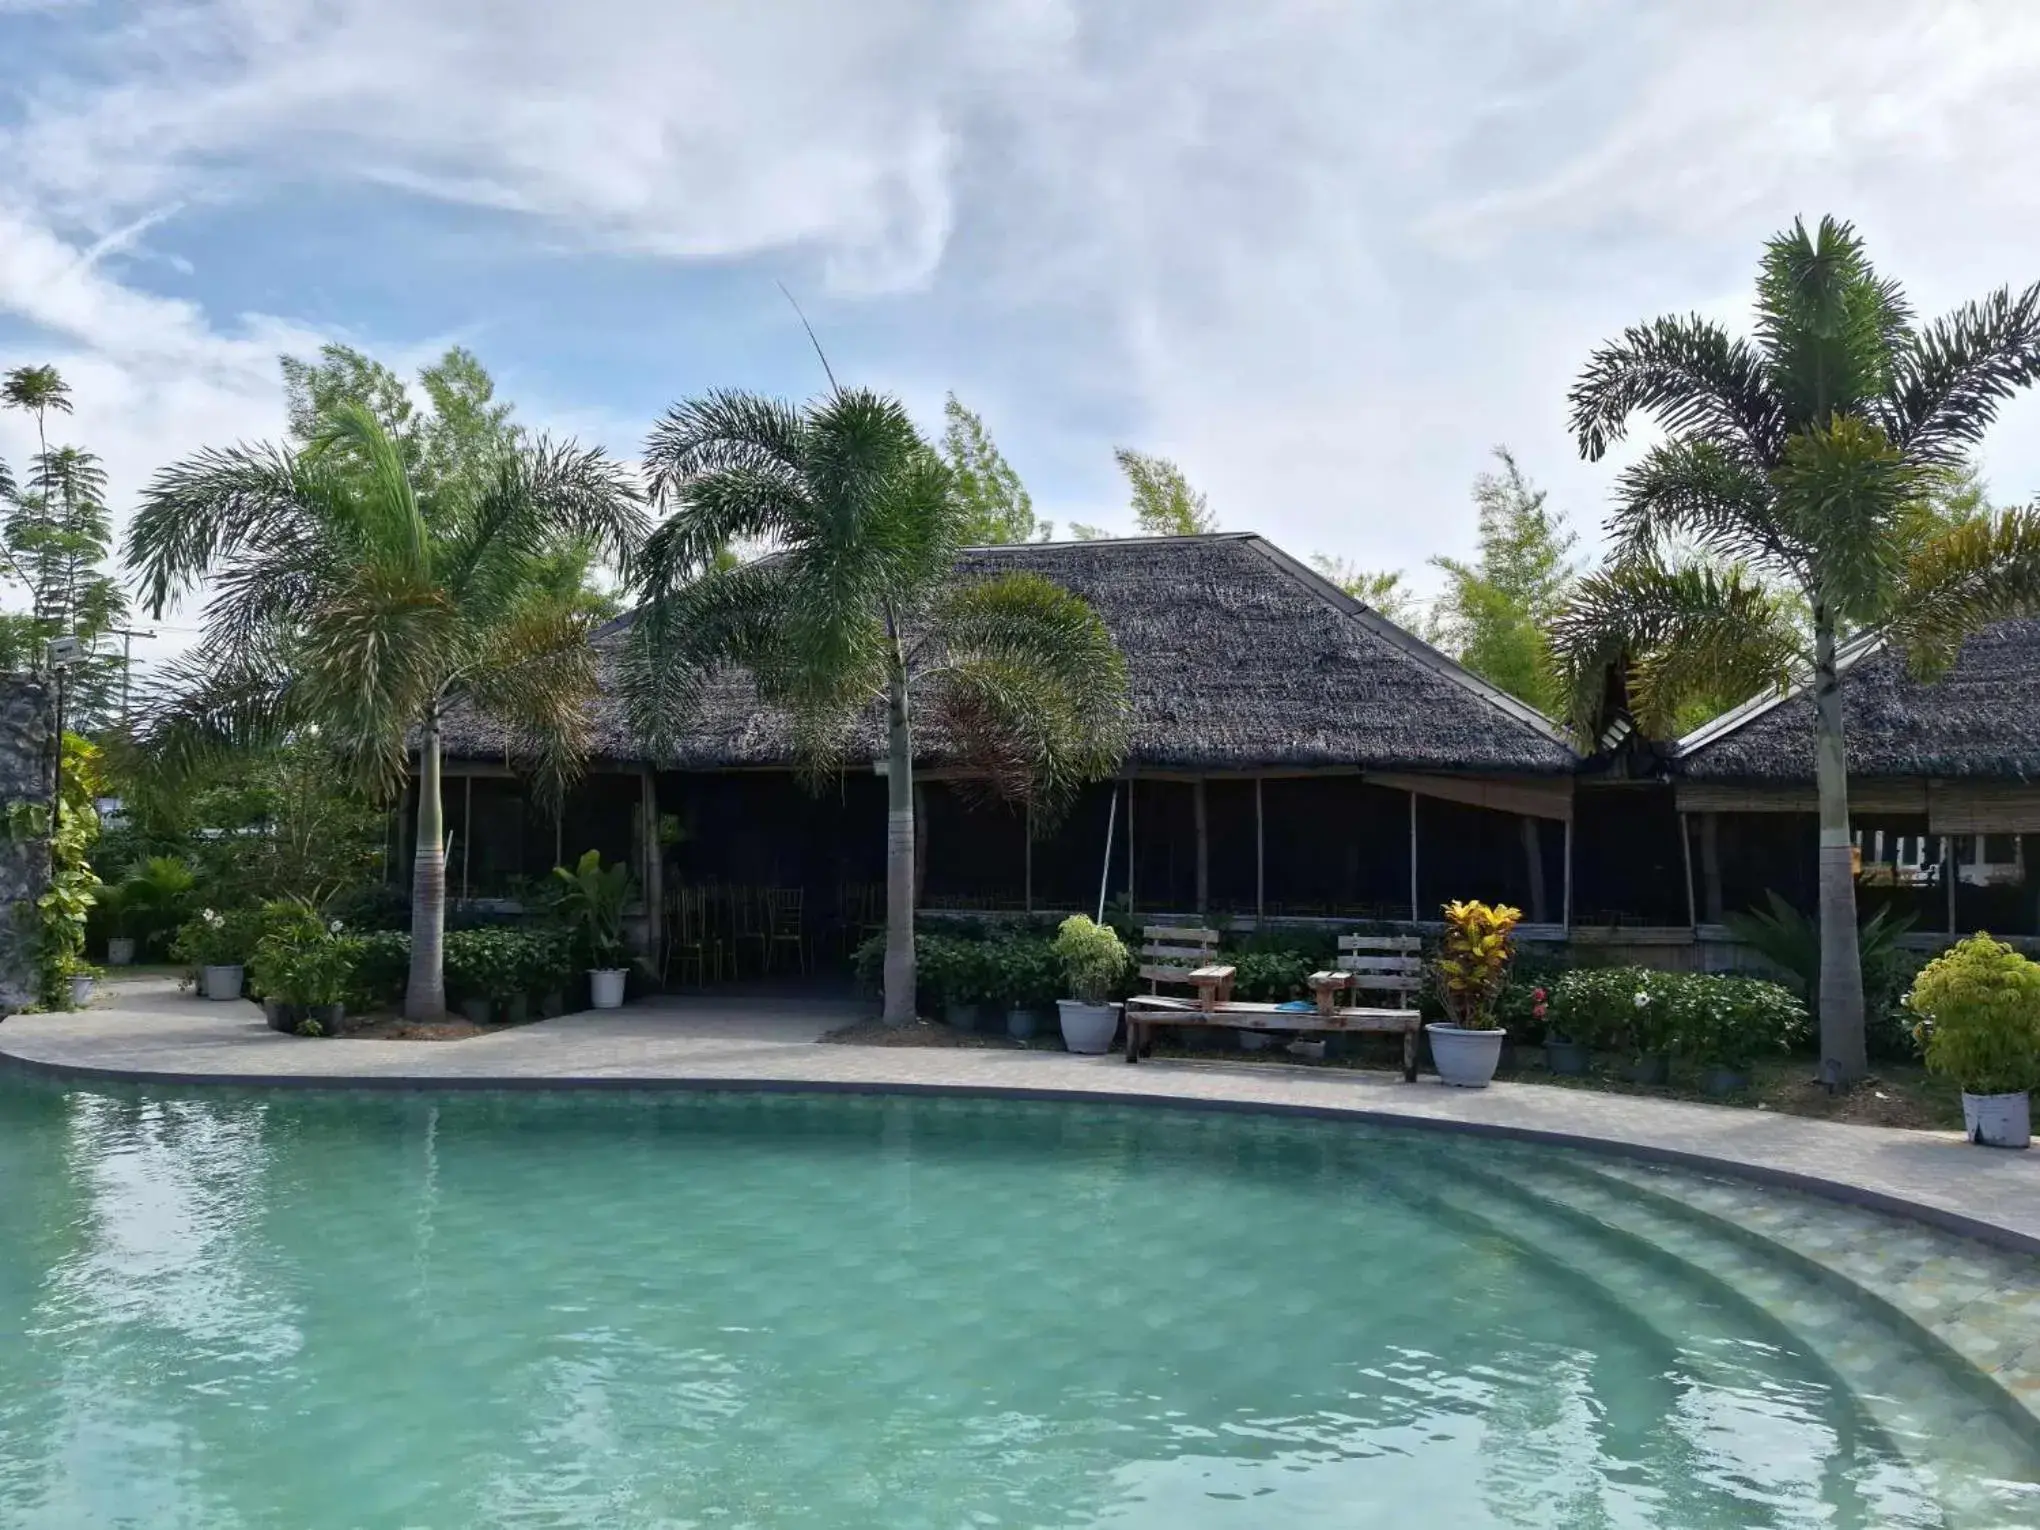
xmin=1676 ymin=619 xmax=2040 ymax=782
xmin=442 ymin=533 xmax=1577 ymax=775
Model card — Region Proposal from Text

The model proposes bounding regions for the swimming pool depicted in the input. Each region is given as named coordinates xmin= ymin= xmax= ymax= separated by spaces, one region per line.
xmin=0 ymin=1081 xmax=2032 ymax=1527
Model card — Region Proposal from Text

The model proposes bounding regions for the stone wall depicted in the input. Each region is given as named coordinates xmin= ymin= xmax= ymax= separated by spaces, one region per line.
xmin=0 ymin=675 xmax=55 ymax=1013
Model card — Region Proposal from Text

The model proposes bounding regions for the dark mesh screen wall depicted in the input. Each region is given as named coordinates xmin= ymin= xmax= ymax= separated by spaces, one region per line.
xmin=1569 ymin=785 xmax=1686 ymax=926
xmin=1206 ymin=779 xmax=1258 ymax=913
xmin=1131 ymin=780 xmax=1198 ymax=912
xmin=920 ymin=782 xmax=1027 ymax=908
xmin=1416 ymin=797 xmax=1566 ymax=923
xmin=1032 ymin=781 xmax=1125 ymax=913
xmin=1260 ymin=777 xmax=1411 ymax=918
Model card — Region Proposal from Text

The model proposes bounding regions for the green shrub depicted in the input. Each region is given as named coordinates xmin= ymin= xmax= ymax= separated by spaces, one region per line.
xmin=1545 ymin=968 xmax=1638 ymax=1048
xmin=1231 ymin=948 xmax=1311 ymax=1003
xmin=983 ymin=938 xmax=1058 ymax=1008
xmin=1906 ymin=934 xmax=2040 ymax=1096
xmin=1053 ymin=916 xmax=1130 ymax=1005
xmin=248 ymin=898 xmax=351 ymax=1005
xmin=1674 ymin=975 xmax=1806 ymax=1070
xmin=348 ymin=931 xmax=411 ymax=1008
xmin=170 ymin=906 xmax=267 ymax=971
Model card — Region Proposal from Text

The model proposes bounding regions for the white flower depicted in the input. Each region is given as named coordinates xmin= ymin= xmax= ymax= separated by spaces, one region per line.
xmin=202 ymin=908 xmax=222 ymax=927
xmin=329 ymin=919 xmax=344 ymax=933
xmin=1632 ymin=991 xmax=1649 ymax=1008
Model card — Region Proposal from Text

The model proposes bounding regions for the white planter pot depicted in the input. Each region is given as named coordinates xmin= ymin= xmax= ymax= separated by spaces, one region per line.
xmin=1057 ymin=999 xmax=1120 ymax=1055
xmin=1426 ymin=1023 xmax=1504 ymax=1088
xmin=203 ymin=964 xmax=244 ymax=1002
xmin=106 ymin=937 xmax=135 ymax=967
xmin=68 ymin=974 xmax=95 ymax=1008
xmin=589 ymin=969 xmax=628 ymax=1010
xmin=1961 ymin=1090 xmax=2031 ymax=1149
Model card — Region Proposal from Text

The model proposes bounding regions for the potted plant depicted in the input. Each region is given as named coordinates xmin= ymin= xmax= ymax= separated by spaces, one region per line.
xmin=1906 ymin=934 xmax=2040 ymax=1149
xmin=172 ymin=907 xmax=257 ymax=1001
xmin=942 ymin=939 xmax=982 ymax=1030
xmin=1052 ymin=915 xmax=1128 ymax=1054
xmin=1541 ymin=969 xmax=1626 ymax=1076
xmin=999 ymin=939 xmax=1055 ymax=1041
xmin=531 ymin=928 xmax=573 ymax=1017
xmin=96 ymin=882 xmax=138 ymax=967
xmin=1427 ymin=899 xmax=1522 ymax=1086
xmin=1684 ymin=976 xmax=1804 ymax=1096
xmin=66 ymin=958 xmax=100 ymax=1008
xmin=251 ymin=900 xmax=350 ymax=1034
xmin=1623 ymin=971 xmax=1678 ymax=1086
xmin=552 ymin=851 xmax=635 ymax=1009
xmin=443 ymin=930 xmax=495 ymax=1024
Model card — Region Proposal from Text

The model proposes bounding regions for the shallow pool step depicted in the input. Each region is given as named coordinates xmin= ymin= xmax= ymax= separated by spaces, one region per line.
xmin=1422 ymin=1154 xmax=2040 ymax=1527
xmin=1548 ymin=1152 xmax=2040 ymax=1429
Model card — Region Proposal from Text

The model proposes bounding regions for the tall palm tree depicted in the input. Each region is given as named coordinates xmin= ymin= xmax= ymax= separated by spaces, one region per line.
xmin=125 ymin=403 xmax=645 ymax=1018
xmin=625 ymin=388 xmax=1130 ymax=1025
xmin=1555 ymin=215 xmax=2040 ymax=1082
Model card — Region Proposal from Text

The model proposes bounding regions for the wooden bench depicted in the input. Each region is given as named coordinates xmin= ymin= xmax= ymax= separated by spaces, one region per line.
xmin=1124 ymin=931 xmax=1425 ymax=1081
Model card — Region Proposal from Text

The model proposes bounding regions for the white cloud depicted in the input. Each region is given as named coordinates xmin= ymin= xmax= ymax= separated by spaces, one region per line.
xmin=8 ymin=0 xmax=2040 ymax=635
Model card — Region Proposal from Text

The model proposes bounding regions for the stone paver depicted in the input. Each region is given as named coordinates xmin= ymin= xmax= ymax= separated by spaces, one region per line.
xmin=5 ymin=980 xmax=2038 ymax=1254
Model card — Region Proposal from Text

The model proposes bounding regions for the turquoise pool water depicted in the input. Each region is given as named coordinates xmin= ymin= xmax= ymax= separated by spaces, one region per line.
xmin=0 ymin=1081 xmax=2033 ymax=1528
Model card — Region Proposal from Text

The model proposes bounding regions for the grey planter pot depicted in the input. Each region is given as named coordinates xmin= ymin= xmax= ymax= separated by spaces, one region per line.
xmin=203 ymin=964 xmax=244 ymax=1002
xmin=1005 ymin=1006 xmax=1038 ymax=1041
xmin=1701 ymin=1065 xmax=1749 ymax=1097
xmin=944 ymin=1001 xmax=977 ymax=1031
xmin=105 ymin=937 xmax=135 ymax=967
xmin=1625 ymin=1054 xmax=1671 ymax=1086
xmin=302 ymin=1003 xmax=345 ymax=1036
xmin=1056 ymin=999 xmax=1119 ymax=1055
xmin=1426 ymin=1023 xmax=1504 ymax=1088
xmin=540 ymin=989 xmax=566 ymax=1019
xmin=501 ymin=994 xmax=530 ymax=1026
xmin=460 ymin=997 xmax=494 ymax=1026
xmin=1962 ymin=1090 xmax=2031 ymax=1149
xmin=264 ymin=1000 xmax=302 ymax=1033
xmin=1545 ymin=1039 xmax=1591 ymax=1076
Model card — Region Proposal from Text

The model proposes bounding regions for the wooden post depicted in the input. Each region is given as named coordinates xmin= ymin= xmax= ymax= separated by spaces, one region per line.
xmin=641 ymin=768 xmax=662 ymax=970
xmin=913 ymin=781 xmax=928 ymax=910
xmin=1407 ymin=790 xmax=1419 ymax=923
xmin=461 ymin=773 xmax=472 ymax=904
xmin=1193 ymin=778 xmax=1209 ymax=916
xmin=1126 ymin=779 xmax=1142 ymax=909
xmin=1562 ymin=815 xmax=1573 ymax=931
xmin=1254 ymin=777 xmax=1265 ymax=923
xmin=1520 ymin=817 xmax=1547 ymax=924
xmin=1945 ymin=836 xmax=1957 ymax=933
xmin=1699 ymin=811 xmax=1724 ymax=924
xmin=1679 ymin=811 xmax=1698 ymax=930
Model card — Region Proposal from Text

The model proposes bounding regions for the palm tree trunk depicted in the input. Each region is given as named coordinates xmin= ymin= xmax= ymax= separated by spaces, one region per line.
xmin=1812 ymin=611 xmax=1867 ymax=1082
xmin=405 ymin=712 xmax=448 ymax=1020
xmin=881 ymin=663 xmax=917 ymax=1026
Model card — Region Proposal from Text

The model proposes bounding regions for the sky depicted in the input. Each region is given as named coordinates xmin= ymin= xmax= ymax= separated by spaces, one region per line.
xmin=5 ymin=0 xmax=2040 ymax=672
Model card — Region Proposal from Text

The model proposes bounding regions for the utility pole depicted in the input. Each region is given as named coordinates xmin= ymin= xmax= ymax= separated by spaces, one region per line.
xmin=109 ymin=626 xmax=155 ymax=727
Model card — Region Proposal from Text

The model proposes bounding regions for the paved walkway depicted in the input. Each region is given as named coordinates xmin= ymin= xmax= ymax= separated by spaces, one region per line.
xmin=5 ymin=980 xmax=2038 ymax=1253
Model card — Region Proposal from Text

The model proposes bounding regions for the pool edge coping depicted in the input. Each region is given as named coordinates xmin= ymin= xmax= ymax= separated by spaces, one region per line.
xmin=7 ymin=1049 xmax=2037 ymax=1261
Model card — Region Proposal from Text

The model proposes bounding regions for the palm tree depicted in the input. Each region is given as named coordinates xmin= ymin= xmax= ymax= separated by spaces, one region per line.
xmin=1555 ymin=215 xmax=2040 ymax=1082
xmin=624 ymin=388 xmax=1130 ymax=1024
xmin=125 ymin=403 xmax=645 ymax=1018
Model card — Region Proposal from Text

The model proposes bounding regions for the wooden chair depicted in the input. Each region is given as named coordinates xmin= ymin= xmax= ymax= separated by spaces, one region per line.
xmin=1137 ymin=925 xmax=1236 ymax=1009
xmin=664 ymin=886 xmax=723 ymax=988
xmin=728 ymin=885 xmax=768 ymax=976
xmin=1308 ymin=935 xmax=1425 ymax=1013
xmin=765 ymin=887 xmax=805 ymax=975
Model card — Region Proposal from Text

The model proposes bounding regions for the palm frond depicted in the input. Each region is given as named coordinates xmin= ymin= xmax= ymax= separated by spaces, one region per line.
xmin=1882 ymin=284 xmax=2040 ymax=464
xmin=128 ymin=646 xmax=304 ymax=785
xmin=1551 ymin=557 xmax=1799 ymax=738
xmin=294 ymin=566 xmax=461 ymax=794
xmin=643 ymin=390 xmax=809 ymax=508
xmin=1606 ymin=439 xmax=1789 ymax=570
xmin=1569 ymin=315 xmax=1784 ymax=464
xmin=302 ymin=400 xmax=428 ymax=571
xmin=1888 ymin=505 xmax=2040 ymax=678
xmin=619 ymin=560 xmax=795 ymax=756
xmin=919 ymin=573 xmax=1130 ymax=822
xmin=1771 ymin=413 xmax=1927 ymax=623
xmin=124 ymin=445 xmax=356 ymax=617
xmin=457 ymin=594 xmax=602 ymax=806
xmin=1755 ymin=215 xmax=1912 ymax=423
xmin=440 ymin=435 xmax=645 ymax=605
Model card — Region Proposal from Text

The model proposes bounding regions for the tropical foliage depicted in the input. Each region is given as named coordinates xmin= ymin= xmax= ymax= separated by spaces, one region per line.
xmin=1552 ymin=215 xmax=2040 ymax=1081
xmin=1052 ymin=915 xmax=1130 ymax=1005
xmin=941 ymin=394 xmax=1047 ymax=544
xmin=0 ymin=365 xmax=131 ymax=728
xmin=123 ymin=352 xmax=645 ymax=1018
xmin=623 ymin=386 xmax=1129 ymax=1023
xmin=1433 ymin=898 xmax=1522 ymax=1029
xmin=1905 ymin=934 xmax=2040 ymax=1096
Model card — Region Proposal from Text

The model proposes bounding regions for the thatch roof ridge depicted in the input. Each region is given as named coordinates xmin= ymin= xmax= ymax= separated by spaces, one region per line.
xmin=444 ymin=532 xmax=1580 ymax=775
xmin=1675 ymin=618 xmax=2040 ymax=782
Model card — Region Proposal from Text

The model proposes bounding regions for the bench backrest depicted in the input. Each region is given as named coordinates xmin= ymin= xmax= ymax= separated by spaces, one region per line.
xmin=1140 ymin=925 xmax=1222 ymax=992
xmin=1336 ymin=934 xmax=1425 ymax=1000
